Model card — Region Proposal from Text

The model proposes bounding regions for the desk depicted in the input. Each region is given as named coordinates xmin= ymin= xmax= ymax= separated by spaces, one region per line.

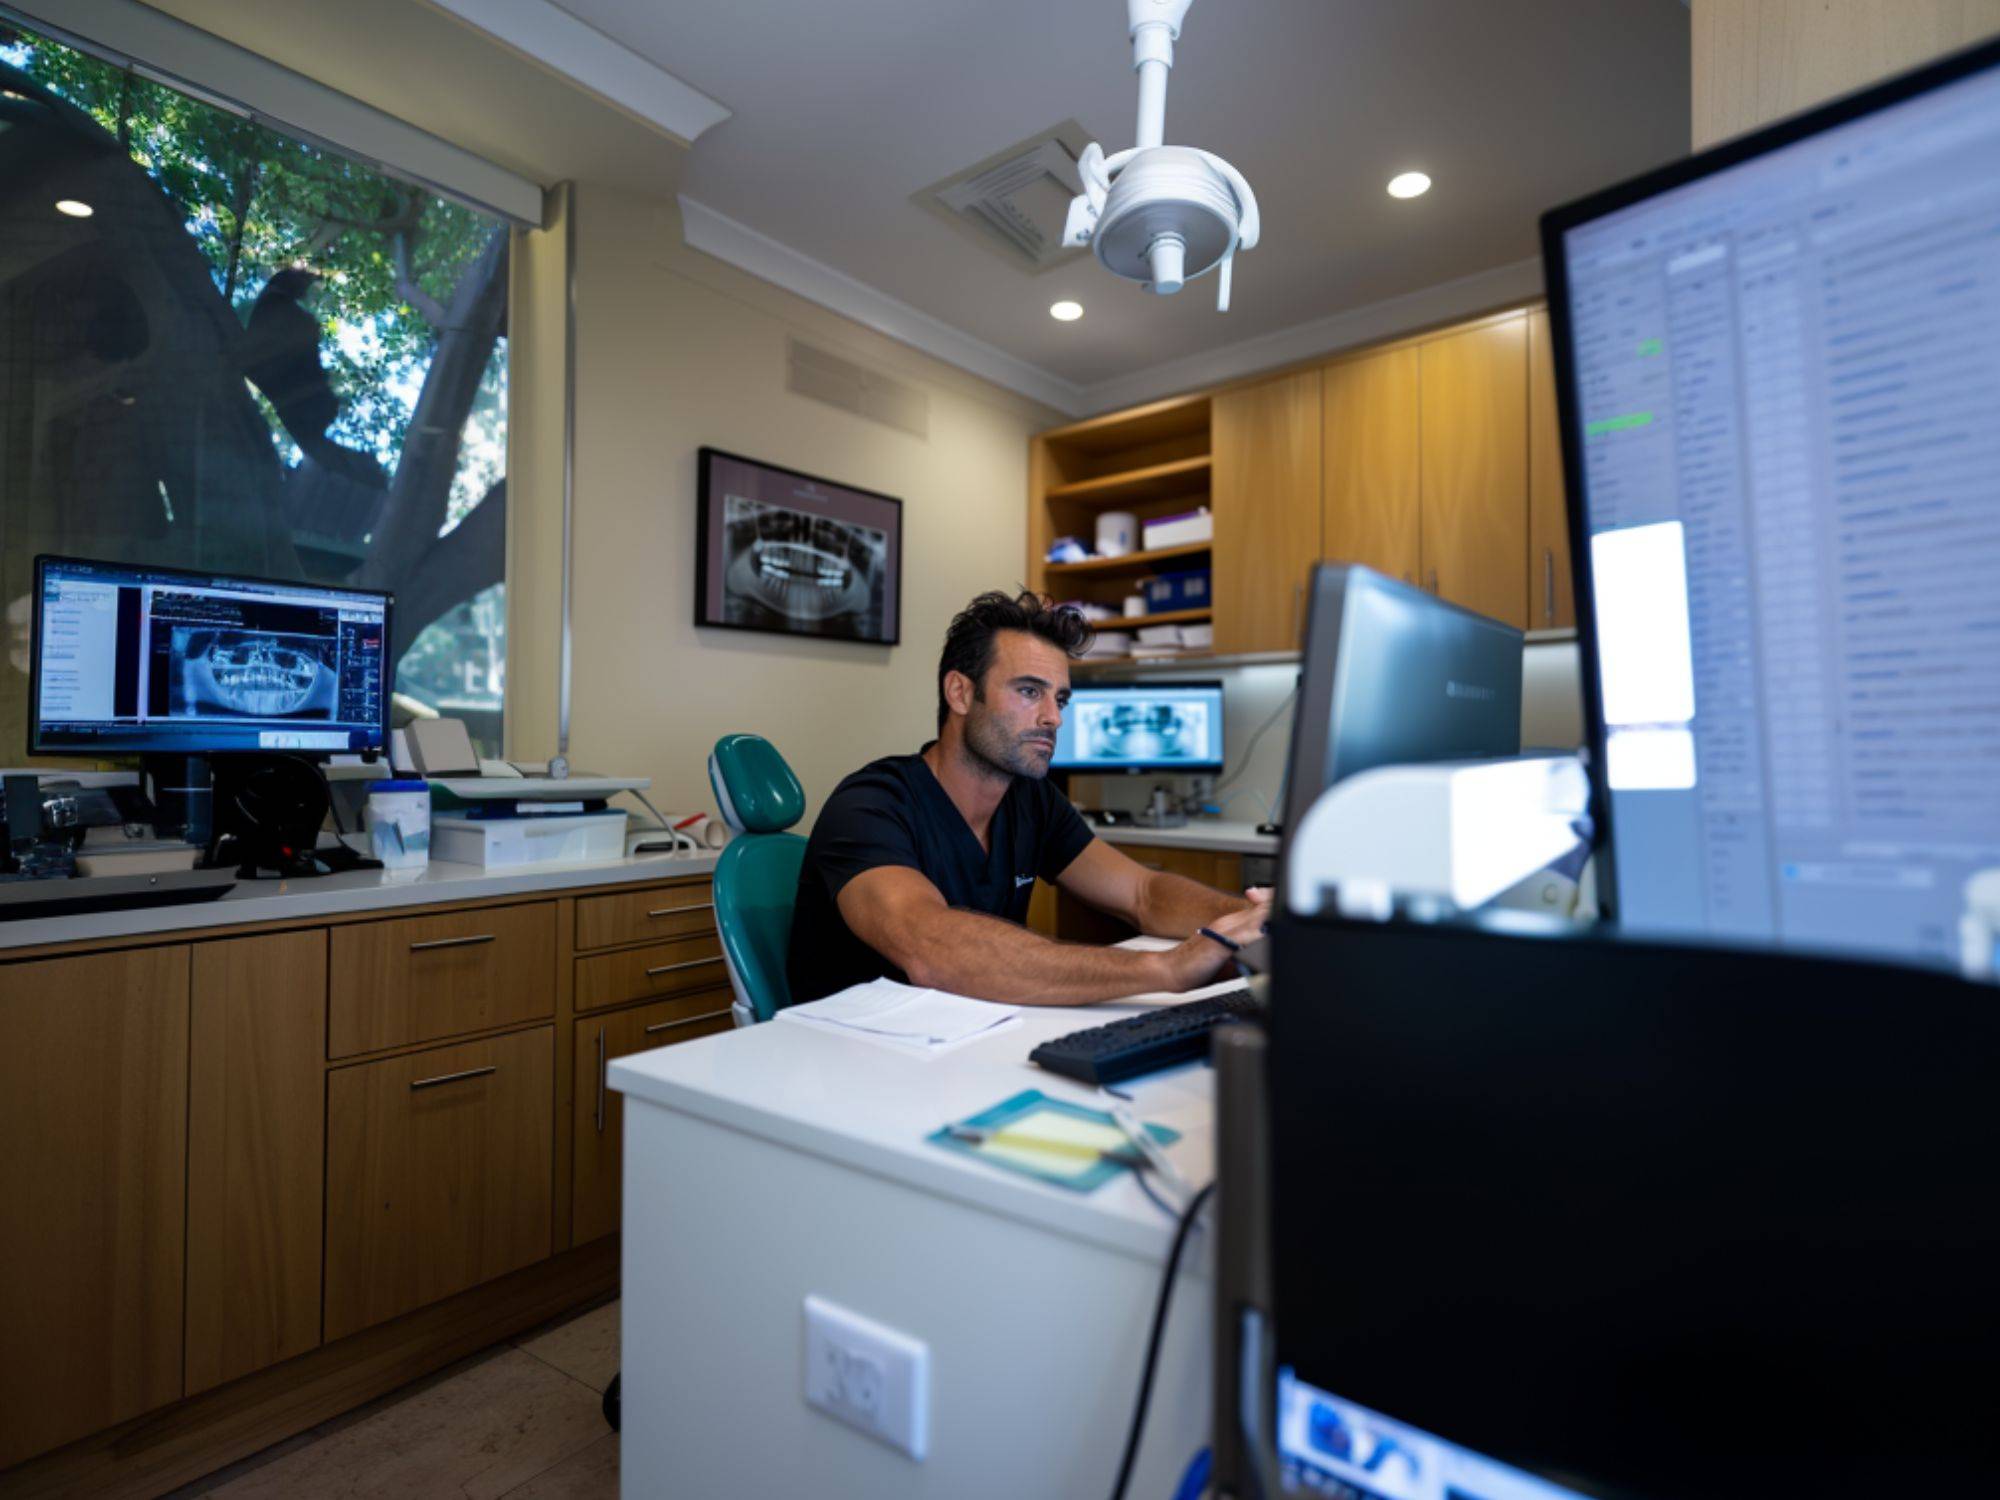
xmin=611 ymin=965 xmax=1225 ymax=1498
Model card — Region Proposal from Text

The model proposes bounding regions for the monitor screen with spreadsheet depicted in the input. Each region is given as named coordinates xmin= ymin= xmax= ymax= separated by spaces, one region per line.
xmin=1542 ymin=37 xmax=2000 ymax=971
xmin=30 ymin=555 xmax=391 ymax=756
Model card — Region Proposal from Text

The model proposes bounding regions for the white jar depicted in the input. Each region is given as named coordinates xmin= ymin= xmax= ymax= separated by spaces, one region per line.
xmin=1095 ymin=510 xmax=1137 ymax=557
xmin=365 ymin=780 xmax=431 ymax=872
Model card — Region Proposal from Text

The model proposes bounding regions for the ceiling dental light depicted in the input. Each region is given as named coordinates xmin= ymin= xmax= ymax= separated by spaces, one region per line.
xmin=1061 ymin=0 xmax=1260 ymax=311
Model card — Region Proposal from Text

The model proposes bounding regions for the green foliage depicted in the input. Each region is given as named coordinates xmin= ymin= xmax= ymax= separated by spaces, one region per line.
xmin=3 ymin=28 xmax=499 ymax=462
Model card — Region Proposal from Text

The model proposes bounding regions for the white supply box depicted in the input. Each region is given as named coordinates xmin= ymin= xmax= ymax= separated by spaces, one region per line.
xmin=432 ymin=811 xmax=628 ymax=869
xmin=1142 ymin=507 xmax=1213 ymax=549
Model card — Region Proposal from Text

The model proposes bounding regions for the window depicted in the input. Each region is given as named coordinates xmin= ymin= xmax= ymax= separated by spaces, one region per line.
xmin=1 ymin=22 xmax=509 ymax=755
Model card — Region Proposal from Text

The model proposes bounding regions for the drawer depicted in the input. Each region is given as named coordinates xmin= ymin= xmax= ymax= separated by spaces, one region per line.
xmin=574 ymin=931 xmax=728 ymax=1013
xmin=572 ymin=992 xmax=735 ymax=1246
xmin=575 ymin=881 xmax=715 ymax=951
xmin=329 ymin=902 xmax=555 ymax=1058
xmin=324 ymin=1026 xmax=553 ymax=1341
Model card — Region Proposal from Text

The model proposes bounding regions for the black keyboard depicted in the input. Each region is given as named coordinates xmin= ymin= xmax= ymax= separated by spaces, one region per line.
xmin=1029 ymin=986 xmax=1262 ymax=1086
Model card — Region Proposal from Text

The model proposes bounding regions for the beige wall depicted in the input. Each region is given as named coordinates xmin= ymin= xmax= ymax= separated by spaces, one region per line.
xmin=1693 ymin=0 xmax=2000 ymax=146
xmin=513 ymin=184 xmax=1061 ymax=819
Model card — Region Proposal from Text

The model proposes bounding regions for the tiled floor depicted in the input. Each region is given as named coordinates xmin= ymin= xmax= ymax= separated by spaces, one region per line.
xmin=165 ymin=1299 xmax=622 ymax=1499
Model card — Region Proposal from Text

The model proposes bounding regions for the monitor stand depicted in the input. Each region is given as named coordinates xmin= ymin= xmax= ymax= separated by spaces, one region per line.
xmin=143 ymin=754 xmax=214 ymax=846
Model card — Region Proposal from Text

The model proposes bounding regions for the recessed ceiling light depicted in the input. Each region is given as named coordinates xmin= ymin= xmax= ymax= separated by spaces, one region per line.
xmin=55 ymin=199 xmax=94 ymax=218
xmin=1049 ymin=300 xmax=1083 ymax=322
xmin=1387 ymin=172 xmax=1431 ymax=200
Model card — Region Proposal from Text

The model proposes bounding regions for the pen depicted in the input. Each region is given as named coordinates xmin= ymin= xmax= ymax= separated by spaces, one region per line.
xmin=945 ymin=1122 xmax=1142 ymax=1167
xmin=1098 ymin=1094 xmax=1195 ymax=1204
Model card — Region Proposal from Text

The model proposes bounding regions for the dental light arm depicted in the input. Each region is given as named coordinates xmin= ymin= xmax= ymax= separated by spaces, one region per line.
xmin=1061 ymin=0 xmax=1259 ymax=310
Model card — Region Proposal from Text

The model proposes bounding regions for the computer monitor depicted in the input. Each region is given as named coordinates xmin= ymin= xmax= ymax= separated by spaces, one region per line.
xmin=1050 ymin=679 xmax=1225 ymax=775
xmin=30 ymin=554 xmax=392 ymax=757
xmin=1543 ymin=35 xmax=2000 ymax=972
xmin=1278 ymin=564 xmax=1522 ymax=837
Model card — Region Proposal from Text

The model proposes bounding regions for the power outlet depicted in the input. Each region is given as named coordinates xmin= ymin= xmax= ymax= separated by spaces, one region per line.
xmin=803 ymin=1295 xmax=929 ymax=1460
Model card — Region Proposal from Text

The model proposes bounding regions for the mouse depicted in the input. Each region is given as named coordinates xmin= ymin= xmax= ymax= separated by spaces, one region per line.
xmin=1255 ymin=822 xmax=1281 ymax=837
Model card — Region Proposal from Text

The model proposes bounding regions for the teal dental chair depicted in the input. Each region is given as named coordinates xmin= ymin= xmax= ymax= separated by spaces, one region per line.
xmin=707 ymin=734 xmax=808 ymax=1025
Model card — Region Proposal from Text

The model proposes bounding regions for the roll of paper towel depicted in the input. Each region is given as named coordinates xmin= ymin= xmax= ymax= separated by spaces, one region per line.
xmin=1096 ymin=511 xmax=1137 ymax=558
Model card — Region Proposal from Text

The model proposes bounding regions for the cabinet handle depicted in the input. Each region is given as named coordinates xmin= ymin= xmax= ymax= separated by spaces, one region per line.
xmin=410 ymin=1064 xmax=496 ymax=1091
xmin=1291 ymin=581 xmax=1303 ymax=645
xmin=1427 ymin=568 xmax=1439 ymax=595
xmin=645 ymin=955 xmax=725 ymax=977
xmin=1543 ymin=547 xmax=1556 ymax=625
xmin=409 ymin=933 xmax=495 ymax=952
xmin=647 ymin=901 xmax=715 ymax=918
xmin=645 ymin=1006 xmax=733 ymax=1035
xmin=1137 ymin=861 xmax=1166 ymax=872
xmin=594 ymin=1028 xmax=606 ymax=1134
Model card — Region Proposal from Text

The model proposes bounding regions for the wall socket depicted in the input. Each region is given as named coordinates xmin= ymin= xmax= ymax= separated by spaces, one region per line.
xmin=803 ymin=1295 xmax=929 ymax=1460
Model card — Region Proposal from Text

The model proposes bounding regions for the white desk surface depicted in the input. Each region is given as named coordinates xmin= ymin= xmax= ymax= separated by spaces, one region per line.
xmin=1 ymin=849 xmax=720 ymax=952
xmin=1096 ymin=818 xmax=1277 ymax=856
xmin=611 ymin=948 xmax=1233 ymax=1268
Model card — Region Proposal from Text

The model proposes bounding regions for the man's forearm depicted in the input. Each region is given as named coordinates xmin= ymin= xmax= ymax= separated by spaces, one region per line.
xmin=899 ymin=907 xmax=1173 ymax=1005
xmin=1134 ymin=870 xmax=1250 ymax=939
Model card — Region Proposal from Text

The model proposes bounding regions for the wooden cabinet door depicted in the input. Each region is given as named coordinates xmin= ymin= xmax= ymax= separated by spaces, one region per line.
xmin=1527 ymin=307 xmax=1576 ymax=631
xmin=1212 ymin=369 xmax=1323 ymax=653
xmin=574 ymin=880 xmax=716 ymax=951
xmin=186 ymin=931 xmax=327 ymax=1396
xmin=572 ymin=990 xmax=735 ymax=1246
xmin=1419 ymin=315 xmax=1531 ymax=627
xmin=1322 ymin=346 xmax=1422 ymax=588
xmin=0 ymin=947 xmax=189 ymax=1469
xmin=325 ymin=1026 xmax=554 ymax=1340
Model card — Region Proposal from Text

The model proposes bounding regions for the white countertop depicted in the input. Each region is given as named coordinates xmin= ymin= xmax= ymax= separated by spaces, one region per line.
xmin=610 ymin=954 xmax=1228 ymax=1266
xmin=1096 ymin=817 xmax=1277 ymax=856
xmin=1 ymin=849 xmax=721 ymax=952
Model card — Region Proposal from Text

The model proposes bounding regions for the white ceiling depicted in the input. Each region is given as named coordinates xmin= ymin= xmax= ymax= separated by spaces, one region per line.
xmin=541 ymin=0 xmax=1691 ymax=412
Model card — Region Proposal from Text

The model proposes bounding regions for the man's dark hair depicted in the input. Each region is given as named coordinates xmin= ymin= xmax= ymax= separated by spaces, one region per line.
xmin=936 ymin=589 xmax=1093 ymax=730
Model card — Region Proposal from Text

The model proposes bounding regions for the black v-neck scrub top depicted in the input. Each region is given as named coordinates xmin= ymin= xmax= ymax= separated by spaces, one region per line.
xmin=785 ymin=750 xmax=1095 ymax=1004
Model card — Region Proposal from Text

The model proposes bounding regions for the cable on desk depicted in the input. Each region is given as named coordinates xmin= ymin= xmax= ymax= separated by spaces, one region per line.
xmin=1108 ymin=1179 xmax=1215 ymax=1500
xmin=1131 ymin=1165 xmax=1179 ymax=1221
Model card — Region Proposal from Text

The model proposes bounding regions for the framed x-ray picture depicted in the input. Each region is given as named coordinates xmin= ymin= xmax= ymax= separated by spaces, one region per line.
xmin=695 ymin=448 xmax=903 ymax=646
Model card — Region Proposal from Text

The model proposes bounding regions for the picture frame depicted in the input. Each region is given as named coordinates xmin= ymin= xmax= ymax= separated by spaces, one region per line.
xmin=694 ymin=447 xmax=903 ymax=646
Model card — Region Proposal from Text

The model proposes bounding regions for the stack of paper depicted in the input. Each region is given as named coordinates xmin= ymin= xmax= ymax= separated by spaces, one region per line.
xmin=776 ymin=979 xmax=1021 ymax=1056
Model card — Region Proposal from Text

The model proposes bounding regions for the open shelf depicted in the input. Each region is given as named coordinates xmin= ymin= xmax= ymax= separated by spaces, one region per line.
xmin=1097 ymin=607 xmax=1210 ymax=627
xmin=1043 ymin=542 xmax=1210 ymax=578
xmin=1046 ymin=456 xmax=1211 ymax=509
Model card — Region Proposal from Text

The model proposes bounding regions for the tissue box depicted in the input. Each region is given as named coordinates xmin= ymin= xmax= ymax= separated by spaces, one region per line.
xmin=1142 ymin=508 xmax=1213 ymax=549
xmin=1142 ymin=569 xmax=1211 ymax=611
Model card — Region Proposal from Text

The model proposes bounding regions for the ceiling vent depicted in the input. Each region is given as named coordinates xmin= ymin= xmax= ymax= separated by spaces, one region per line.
xmin=915 ymin=122 xmax=1092 ymax=274
xmin=787 ymin=338 xmax=929 ymax=440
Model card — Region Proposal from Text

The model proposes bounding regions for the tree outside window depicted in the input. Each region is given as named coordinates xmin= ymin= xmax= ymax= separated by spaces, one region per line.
xmin=0 ymin=23 xmax=510 ymax=754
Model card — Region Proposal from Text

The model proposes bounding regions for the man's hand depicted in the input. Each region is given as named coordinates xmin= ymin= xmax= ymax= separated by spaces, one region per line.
xmin=1152 ymin=901 xmax=1268 ymax=992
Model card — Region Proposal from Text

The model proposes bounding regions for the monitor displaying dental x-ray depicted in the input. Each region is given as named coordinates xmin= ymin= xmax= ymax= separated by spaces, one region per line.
xmin=1051 ymin=680 xmax=1224 ymax=774
xmin=30 ymin=555 xmax=391 ymax=755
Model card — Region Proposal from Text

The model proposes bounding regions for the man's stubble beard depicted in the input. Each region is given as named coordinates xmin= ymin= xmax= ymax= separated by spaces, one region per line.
xmin=962 ymin=701 xmax=1051 ymax=782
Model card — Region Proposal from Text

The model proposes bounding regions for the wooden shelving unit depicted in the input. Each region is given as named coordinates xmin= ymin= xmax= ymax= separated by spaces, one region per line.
xmin=1042 ymin=541 xmax=1211 ymax=579
xmin=1045 ymin=455 xmax=1212 ymax=508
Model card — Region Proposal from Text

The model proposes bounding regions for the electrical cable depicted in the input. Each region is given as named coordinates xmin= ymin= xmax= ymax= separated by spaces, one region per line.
xmin=1207 ymin=685 xmax=1299 ymax=801
xmin=1108 ymin=1179 xmax=1215 ymax=1500
xmin=1131 ymin=1165 xmax=1179 ymax=1221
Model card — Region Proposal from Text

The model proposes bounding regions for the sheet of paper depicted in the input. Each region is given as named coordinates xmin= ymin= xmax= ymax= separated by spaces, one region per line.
xmin=777 ymin=978 xmax=1021 ymax=1056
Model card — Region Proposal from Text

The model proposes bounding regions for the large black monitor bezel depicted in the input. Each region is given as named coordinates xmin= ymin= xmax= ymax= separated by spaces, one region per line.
xmin=1538 ymin=32 xmax=2000 ymax=927
xmin=1050 ymin=676 xmax=1227 ymax=775
xmin=28 ymin=552 xmax=395 ymax=758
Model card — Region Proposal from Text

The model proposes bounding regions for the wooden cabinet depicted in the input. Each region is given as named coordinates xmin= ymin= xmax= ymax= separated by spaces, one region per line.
xmin=571 ymin=990 xmax=735 ymax=1245
xmin=1527 ymin=307 xmax=1576 ymax=630
xmin=186 ymin=932 xmax=328 ymax=1395
xmin=1322 ymin=344 xmax=1422 ymax=587
xmin=575 ymin=880 xmax=716 ymax=951
xmin=1039 ymin=842 xmax=1246 ymax=943
xmin=0 ymin=947 xmax=189 ymax=1469
xmin=1418 ymin=314 xmax=1531 ymax=627
xmin=325 ymin=1026 xmax=555 ymax=1341
xmin=1212 ymin=369 xmax=1323 ymax=653
xmin=328 ymin=901 xmax=555 ymax=1057
xmin=575 ymin=930 xmax=726 ymax=1012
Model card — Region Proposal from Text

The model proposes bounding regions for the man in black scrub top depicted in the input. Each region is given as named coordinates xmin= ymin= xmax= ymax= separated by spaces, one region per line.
xmin=786 ymin=590 xmax=1267 ymax=1006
